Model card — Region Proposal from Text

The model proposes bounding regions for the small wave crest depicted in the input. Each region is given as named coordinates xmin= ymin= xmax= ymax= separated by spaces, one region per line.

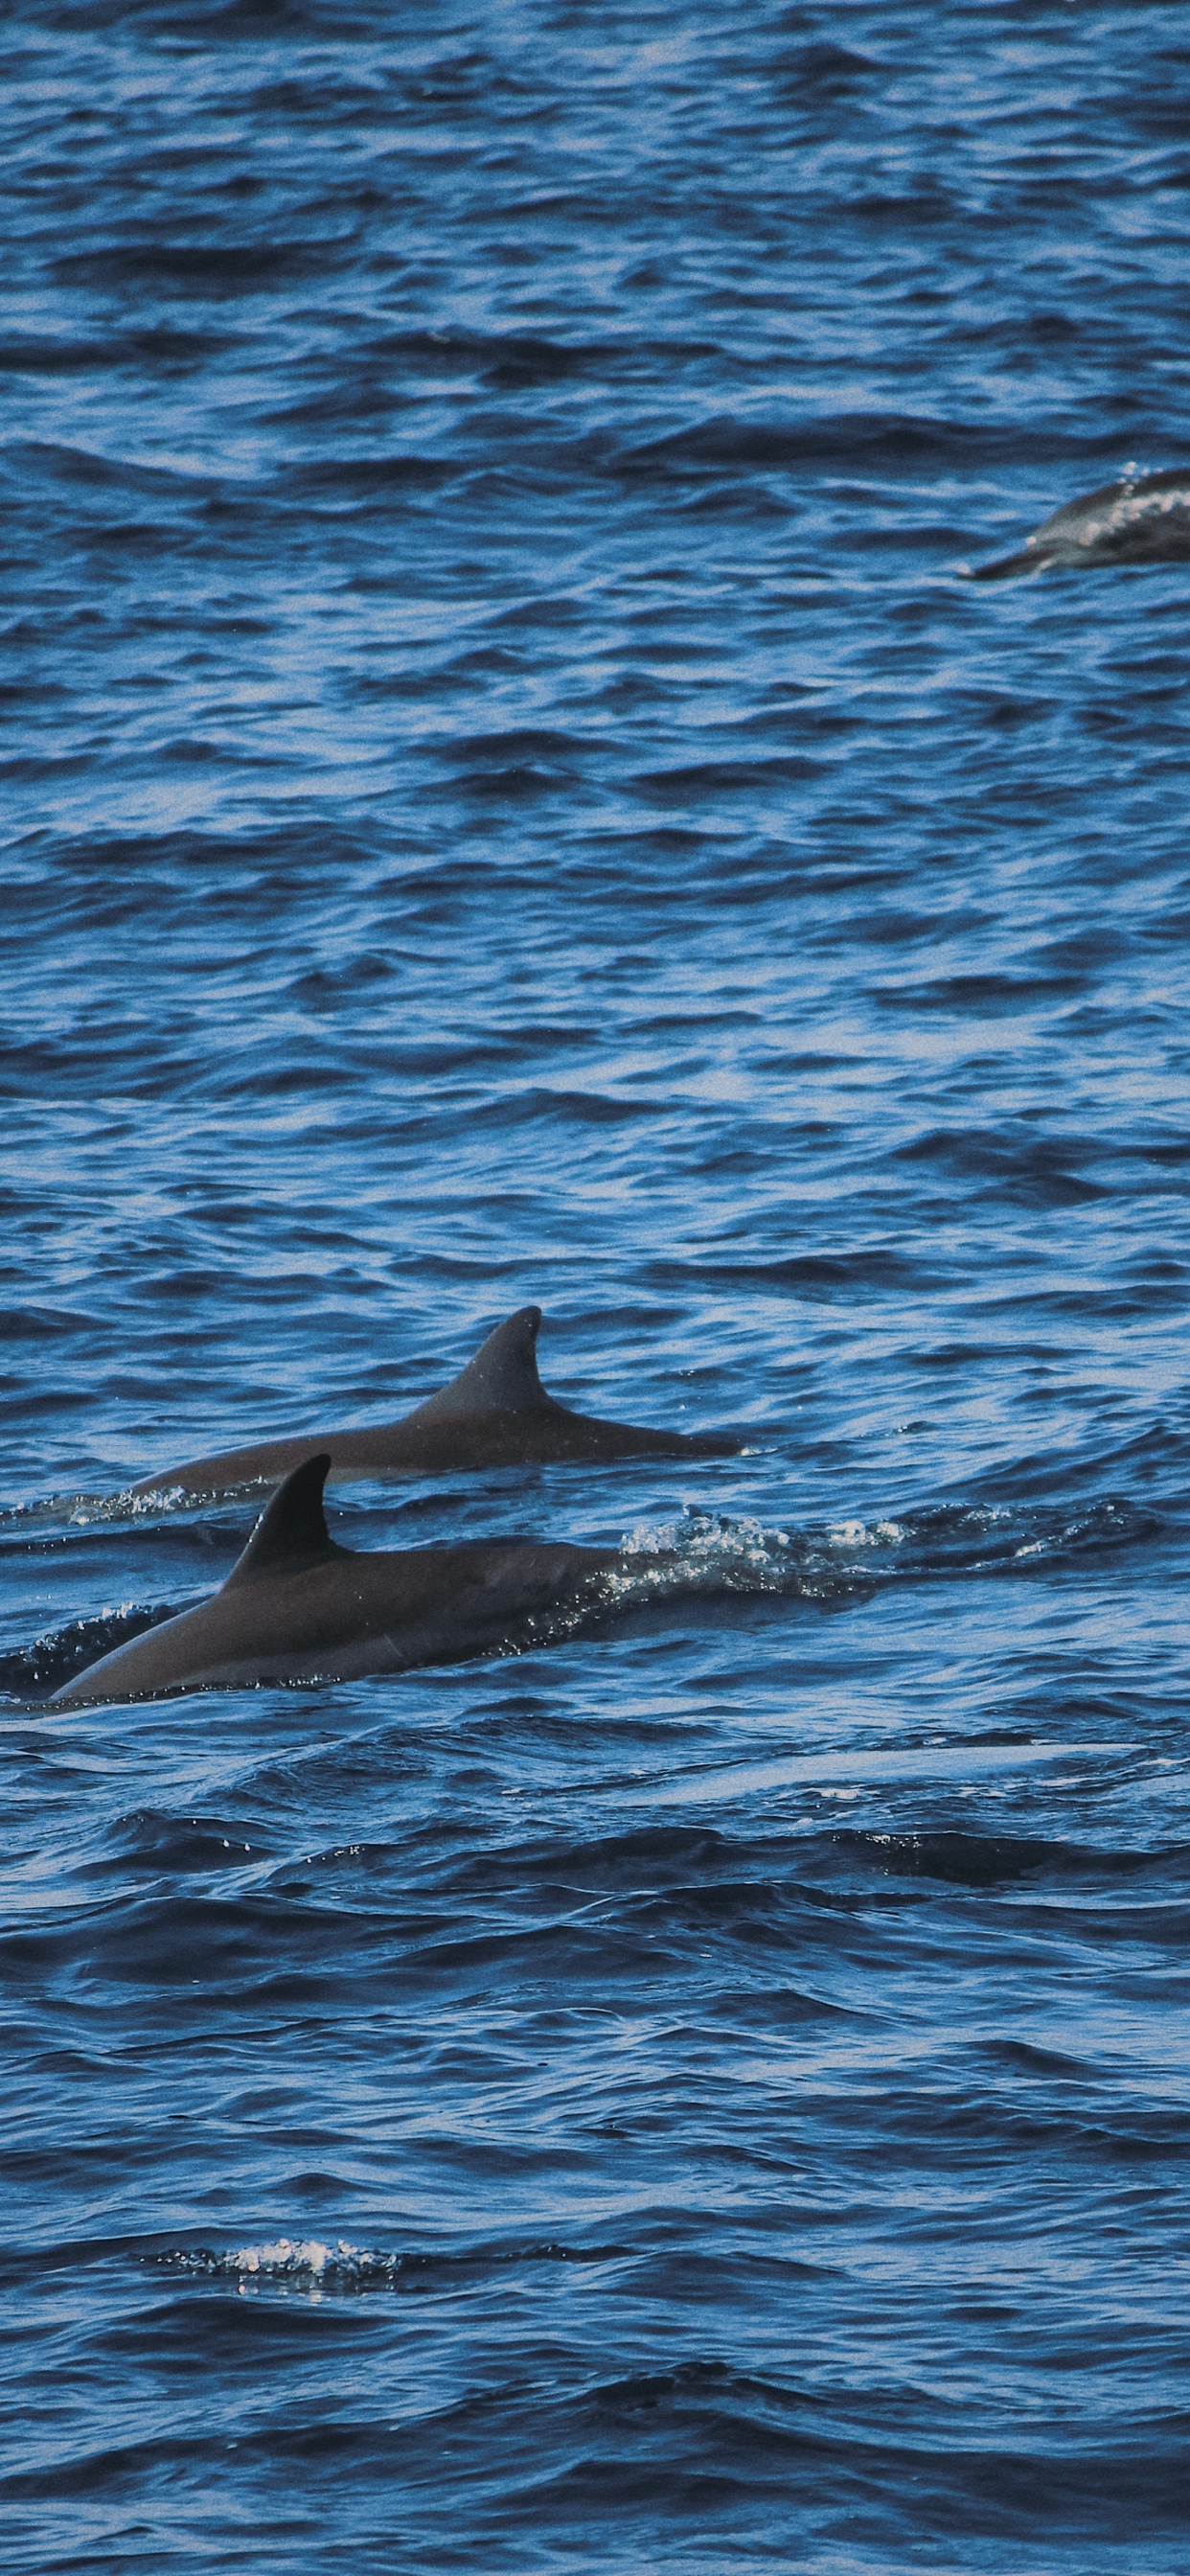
xmin=613 ymin=1507 xmax=865 ymax=1607
xmin=0 ymin=1601 xmax=183 ymax=1700
xmin=0 ymin=1482 xmax=267 ymax=1533
xmin=168 ymin=2237 xmax=389 ymax=2291
xmin=613 ymin=1493 xmax=1151 ymax=1608
xmin=154 ymin=2235 xmax=616 ymax=2297
xmin=890 ymin=1493 xmax=1154 ymax=1574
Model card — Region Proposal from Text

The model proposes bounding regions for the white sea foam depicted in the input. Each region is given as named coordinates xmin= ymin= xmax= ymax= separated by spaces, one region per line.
xmin=165 ymin=2237 xmax=385 ymax=2295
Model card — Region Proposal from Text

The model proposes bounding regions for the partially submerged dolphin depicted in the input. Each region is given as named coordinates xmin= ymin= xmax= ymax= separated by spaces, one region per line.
xmin=968 ymin=468 xmax=1190 ymax=581
xmin=53 ymin=1454 xmax=650 ymax=1706
xmin=128 ymin=1304 xmax=735 ymax=1499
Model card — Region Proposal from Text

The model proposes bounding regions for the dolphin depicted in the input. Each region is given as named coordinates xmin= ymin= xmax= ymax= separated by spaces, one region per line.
xmin=968 ymin=468 xmax=1190 ymax=581
xmin=51 ymin=1454 xmax=652 ymax=1707
xmin=127 ymin=1304 xmax=736 ymax=1499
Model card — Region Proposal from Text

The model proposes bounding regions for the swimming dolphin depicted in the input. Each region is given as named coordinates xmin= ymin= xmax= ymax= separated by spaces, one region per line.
xmin=968 ymin=468 xmax=1190 ymax=581
xmin=52 ymin=1454 xmax=652 ymax=1706
xmin=127 ymin=1304 xmax=736 ymax=1499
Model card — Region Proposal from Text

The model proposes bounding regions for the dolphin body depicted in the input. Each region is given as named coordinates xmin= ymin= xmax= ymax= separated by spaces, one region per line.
xmin=968 ymin=468 xmax=1190 ymax=581
xmin=51 ymin=1454 xmax=652 ymax=1707
xmin=128 ymin=1304 xmax=734 ymax=1499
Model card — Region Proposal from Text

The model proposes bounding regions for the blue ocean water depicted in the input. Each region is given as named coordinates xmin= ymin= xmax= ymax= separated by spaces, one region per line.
xmin=3 ymin=1 xmax=1190 ymax=2566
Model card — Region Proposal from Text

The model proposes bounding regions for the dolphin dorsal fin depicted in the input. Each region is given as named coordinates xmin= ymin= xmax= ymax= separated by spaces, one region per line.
xmin=404 ymin=1305 xmax=553 ymax=1424
xmin=224 ymin=1454 xmax=337 ymax=1589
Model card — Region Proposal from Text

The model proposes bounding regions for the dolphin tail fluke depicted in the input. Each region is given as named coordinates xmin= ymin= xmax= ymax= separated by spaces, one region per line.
xmin=224 ymin=1453 xmax=337 ymax=1588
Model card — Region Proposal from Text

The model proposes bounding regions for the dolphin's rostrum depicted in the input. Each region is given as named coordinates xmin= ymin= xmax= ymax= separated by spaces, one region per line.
xmin=129 ymin=1304 xmax=736 ymax=1500
xmin=53 ymin=1453 xmax=654 ymax=1707
xmin=968 ymin=467 xmax=1190 ymax=581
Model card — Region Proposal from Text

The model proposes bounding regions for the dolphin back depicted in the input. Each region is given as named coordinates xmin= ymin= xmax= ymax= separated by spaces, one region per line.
xmin=125 ymin=1304 xmax=740 ymax=1495
xmin=49 ymin=1457 xmax=629 ymax=1706
xmin=969 ymin=468 xmax=1190 ymax=581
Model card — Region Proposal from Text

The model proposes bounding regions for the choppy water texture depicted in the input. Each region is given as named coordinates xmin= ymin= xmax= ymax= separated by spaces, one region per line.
xmin=3 ymin=3 xmax=1190 ymax=2568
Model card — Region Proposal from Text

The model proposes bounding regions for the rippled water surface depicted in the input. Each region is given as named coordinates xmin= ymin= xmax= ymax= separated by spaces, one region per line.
xmin=4 ymin=3 xmax=1190 ymax=2568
